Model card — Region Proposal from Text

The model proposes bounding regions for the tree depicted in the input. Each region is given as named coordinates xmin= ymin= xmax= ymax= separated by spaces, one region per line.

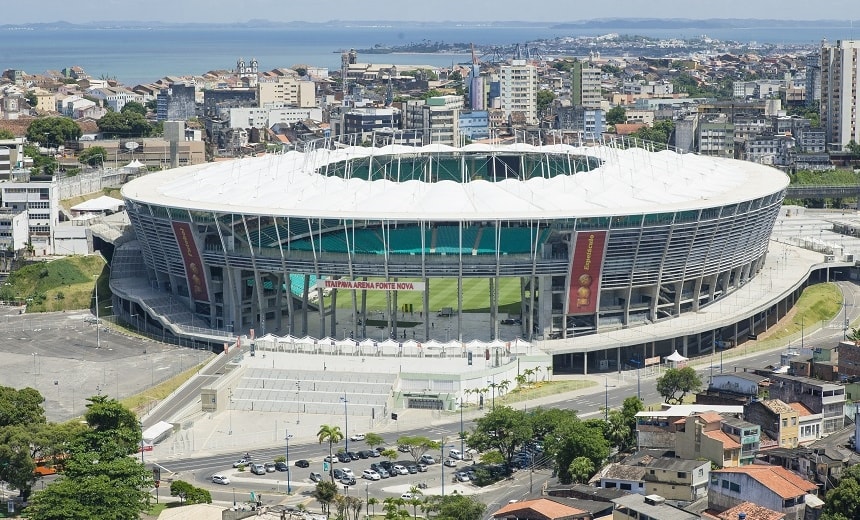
xmin=822 ymin=465 xmax=860 ymax=520
xmin=381 ymin=448 xmax=399 ymax=462
xmin=26 ymin=117 xmax=81 ymax=148
xmin=26 ymin=397 xmax=151 ymax=520
xmin=318 ymin=424 xmax=344 ymax=482
xmin=656 ymin=366 xmax=702 ymax=404
xmin=169 ymin=480 xmax=212 ymax=505
xmin=0 ymin=386 xmax=46 ymax=427
xmin=396 ymin=436 xmax=439 ymax=463
xmin=120 ymin=101 xmax=146 ymax=117
xmin=23 ymin=143 xmax=58 ymax=175
xmin=0 ymin=129 xmax=14 ymax=139
xmin=546 ymin=418 xmax=609 ymax=484
xmin=606 ymin=105 xmax=627 ymax=125
xmin=467 ymin=406 xmax=532 ymax=465
xmin=312 ymin=480 xmax=338 ymax=516
xmin=368 ymin=497 xmax=379 ymax=516
xmin=96 ymin=110 xmax=152 ymax=138
xmin=364 ymin=432 xmax=385 ymax=450
xmin=847 ymin=140 xmax=860 ymax=157
xmin=630 ymin=119 xmax=675 ymax=147
xmin=0 ymin=426 xmax=37 ymax=500
xmin=423 ymin=494 xmax=485 ymax=520
xmin=568 ymin=456 xmax=595 ymax=484
xmin=536 ymin=89 xmax=556 ymax=118
xmin=78 ymin=146 xmax=107 ymax=167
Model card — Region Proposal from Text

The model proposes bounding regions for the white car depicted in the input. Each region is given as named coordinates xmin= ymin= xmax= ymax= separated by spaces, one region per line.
xmin=341 ymin=468 xmax=355 ymax=478
xmin=362 ymin=469 xmax=380 ymax=480
xmin=212 ymin=474 xmax=230 ymax=485
xmin=401 ymin=493 xmax=415 ymax=500
xmin=350 ymin=433 xmax=366 ymax=441
xmin=393 ymin=464 xmax=409 ymax=475
xmin=443 ymin=458 xmax=457 ymax=467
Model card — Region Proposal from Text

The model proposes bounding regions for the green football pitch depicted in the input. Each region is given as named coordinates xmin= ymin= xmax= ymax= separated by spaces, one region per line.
xmin=330 ymin=277 xmax=523 ymax=315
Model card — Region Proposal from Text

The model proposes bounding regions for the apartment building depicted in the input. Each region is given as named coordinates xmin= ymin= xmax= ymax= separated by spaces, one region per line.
xmin=422 ymin=95 xmax=464 ymax=145
xmin=571 ymin=59 xmax=603 ymax=109
xmin=258 ymin=75 xmax=316 ymax=108
xmin=87 ymin=86 xmax=144 ymax=112
xmin=767 ymin=374 xmax=845 ymax=434
xmin=744 ymin=399 xmax=799 ymax=448
xmin=157 ymin=83 xmax=197 ymax=121
xmin=499 ymin=60 xmax=538 ymax=125
xmin=820 ymin=39 xmax=860 ymax=150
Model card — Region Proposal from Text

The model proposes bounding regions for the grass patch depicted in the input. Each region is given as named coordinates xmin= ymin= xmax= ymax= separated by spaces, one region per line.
xmin=487 ymin=379 xmax=597 ymax=405
xmin=331 ymin=277 xmax=523 ymax=315
xmin=122 ymin=360 xmax=212 ymax=417
xmin=709 ymin=282 xmax=842 ymax=365
xmin=1 ymin=255 xmax=107 ymax=312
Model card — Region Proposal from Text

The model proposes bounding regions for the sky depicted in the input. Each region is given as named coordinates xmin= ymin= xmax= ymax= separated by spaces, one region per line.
xmin=14 ymin=0 xmax=860 ymax=24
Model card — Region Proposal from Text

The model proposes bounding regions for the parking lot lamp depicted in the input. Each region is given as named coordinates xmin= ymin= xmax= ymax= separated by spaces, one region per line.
xmin=285 ymin=429 xmax=293 ymax=494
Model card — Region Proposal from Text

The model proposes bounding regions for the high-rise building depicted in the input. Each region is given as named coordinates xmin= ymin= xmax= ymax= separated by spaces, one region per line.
xmin=499 ymin=60 xmax=538 ymax=125
xmin=157 ymin=83 xmax=197 ymax=121
xmin=805 ymin=52 xmax=821 ymax=106
xmin=820 ymin=39 xmax=860 ymax=150
xmin=571 ymin=59 xmax=603 ymax=109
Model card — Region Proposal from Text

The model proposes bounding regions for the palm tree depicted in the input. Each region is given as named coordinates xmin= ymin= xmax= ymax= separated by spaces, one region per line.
xmin=463 ymin=388 xmax=474 ymax=406
xmin=498 ymin=379 xmax=511 ymax=396
xmin=515 ymin=373 xmax=527 ymax=388
xmin=318 ymin=424 xmax=344 ymax=482
xmin=368 ymin=497 xmax=379 ymax=516
xmin=545 ymin=365 xmax=553 ymax=382
xmin=523 ymin=368 xmax=535 ymax=384
xmin=349 ymin=496 xmax=364 ymax=520
xmin=534 ymin=366 xmax=543 ymax=382
xmin=408 ymin=497 xmax=424 ymax=519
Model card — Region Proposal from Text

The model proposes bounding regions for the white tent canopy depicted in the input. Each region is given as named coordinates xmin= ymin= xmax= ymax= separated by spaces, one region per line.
xmin=70 ymin=195 xmax=125 ymax=214
xmin=665 ymin=350 xmax=688 ymax=362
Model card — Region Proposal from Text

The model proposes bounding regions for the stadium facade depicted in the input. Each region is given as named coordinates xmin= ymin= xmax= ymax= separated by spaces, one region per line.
xmin=120 ymin=137 xmax=788 ymax=365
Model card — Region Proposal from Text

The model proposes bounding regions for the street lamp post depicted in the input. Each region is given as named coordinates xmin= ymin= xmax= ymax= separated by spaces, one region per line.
xmin=459 ymin=391 xmax=465 ymax=455
xmin=285 ymin=429 xmax=293 ymax=494
xmin=228 ymin=388 xmax=233 ymax=436
xmin=296 ymin=381 xmax=301 ymax=424
xmin=139 ymin=421 xmax=145 ymax=465
xmin=604 ymin=377 xmax=616 ymax=422
xmin=340 ymin=394 xmax=349 ymax=453
xmin=365 ymin=483 xmax=370 ymax=516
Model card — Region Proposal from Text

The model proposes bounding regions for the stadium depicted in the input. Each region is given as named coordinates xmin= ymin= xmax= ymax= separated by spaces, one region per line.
xmin=116 ymin=134 xmax=788 ymax=373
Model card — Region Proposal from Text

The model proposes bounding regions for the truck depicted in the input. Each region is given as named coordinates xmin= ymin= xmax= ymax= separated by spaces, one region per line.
xmin=437 ymin=307 xmax=453 ymax=317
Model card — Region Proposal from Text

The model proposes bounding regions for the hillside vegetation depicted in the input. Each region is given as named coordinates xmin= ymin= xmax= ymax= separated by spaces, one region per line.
xmin=0 ymin=255 xmax=106 ymax=312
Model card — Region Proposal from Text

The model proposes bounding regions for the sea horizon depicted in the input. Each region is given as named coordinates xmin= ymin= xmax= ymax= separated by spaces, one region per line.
xmin=0 ymin=21 xmax=856 ymax=86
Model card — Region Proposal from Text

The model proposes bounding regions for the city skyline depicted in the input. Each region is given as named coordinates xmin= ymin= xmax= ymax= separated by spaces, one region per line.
xmin=17 ymin=0 xmax=860 ymax=25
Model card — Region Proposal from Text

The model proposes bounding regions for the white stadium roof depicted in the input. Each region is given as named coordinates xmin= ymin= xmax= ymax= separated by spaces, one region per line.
xmin=122 ymin=143 xmax=789 ymax=220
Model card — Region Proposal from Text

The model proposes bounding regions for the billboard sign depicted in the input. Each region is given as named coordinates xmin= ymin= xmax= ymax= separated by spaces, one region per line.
xmin=315 ymin=280 xmax=426 ymax=291
xmin=567 ymin=230 xmax=607 ymax=315
xmin=172 ymin=221 xmax=210 ymax=302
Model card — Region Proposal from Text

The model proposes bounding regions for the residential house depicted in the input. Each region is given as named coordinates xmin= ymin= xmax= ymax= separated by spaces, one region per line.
xmin=744 ymin=399 xmax=799 ymax=448
xmin=708 ymin=465 xmax=819 ymax=520
xmin=492 ymin=497 xmax=592 ymax=520
xmin=701 ymin=501 xmax=785 ymax=520
xmin=591 ymin=451 xmax=709 ymax=501
xmin=696 ymin=372 xmax=768 ymax=406
xmin=611 ymin=494 xmax=700 ymax=520
xmin=635 ymin=405 xmax=744 ymax=451
xmin=767 ymin=374 xmax=845 ymax=434
xmin=675 ymin=413 xmax=762 ymax=467
xmin=87 ymin=86 xmax=144 ymax=112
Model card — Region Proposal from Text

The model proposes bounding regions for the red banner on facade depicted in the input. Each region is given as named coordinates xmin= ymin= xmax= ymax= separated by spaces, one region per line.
xmin=172 ymin=221 xmax=210 ymax=302
xmin=567 ymin=230 xmax=607 ymax=315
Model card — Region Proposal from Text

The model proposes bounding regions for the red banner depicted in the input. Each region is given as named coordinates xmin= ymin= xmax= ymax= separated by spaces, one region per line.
xmin=567 ymin=230 xmax=607 ymax=315
xmin=172 ymin=221 xmax=210 ymax=302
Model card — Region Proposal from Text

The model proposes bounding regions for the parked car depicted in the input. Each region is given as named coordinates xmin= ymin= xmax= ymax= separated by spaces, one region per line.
xmin=369 ymin=449 xmax=381 ymax=457
xmin=333 ymin=468 xmax=346 ymax=480
xmin=275 ymin=462 xmax=288 ymax=472
xmin=397 ymin=445 xmax=411 ymax=453
xmin=341 ymin=476 xmax=357 ymax=486
xmin=362 ymin=469 xmax=381 ymax=481
xmin=448 ymin=449 xmax=462 ymax=460
xmin=455 ymin=471 xmax=470 ymax=482
xmin=341 ymin=468 xmax=355 ymax=478
xmin=250 ymin=463 xmax=266 ymax=475
xmin=336 ymin=452 xmax=351 ymax=463
xmin=233 ymin=457 xmax=251 ymax=468
xmin=393 ymin=464 xmax=409 ymax=475
xmin=377 ymin=468 xmax=390 ymax=478
xmin=349 ymin=433 xmax=366 ymax=441
xmin=443 ymin=459 xmax=457 ymax=467
xmin=347 ymin=451 xmax=360 ymax=461
xmin=405 ymin=464 xmax=418 ymax=474
xmin=323 ymin=455 xmax=338 ymax=464
xmin=416 ymin=463 xmax=428 ymax=472
xmin=358 ymin=450 xmax=372 ymax=459
xmin=212 ymin=474 xmax=230 ymax=485
xmin=379 ymin=461 xmax=394 ymax=472
xmin=310 ymin=472 xmax=323 ymax=482
xmin=295 ymin=459 xmax=310 ymax=468
xmin=419 ymin=455 xmax=436 ymax=465
xmin=401 ymin=493 xmax=414 ymax=500
xmin=264 ymin=462 xmax=276 ymax=473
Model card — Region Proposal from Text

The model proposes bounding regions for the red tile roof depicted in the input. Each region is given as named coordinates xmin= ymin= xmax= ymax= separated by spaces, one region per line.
xmin=704 ymin=429 xmax=741 ymax=450
xmin=718 ymin=501 xmax=785 ymax=520
xmin=787 ymin=402 xmax=814 ymax=417
xmin=493 ymin=498 xmax=587 ymax=520
xmin=715 ymin=465 xmax=817 ymax=499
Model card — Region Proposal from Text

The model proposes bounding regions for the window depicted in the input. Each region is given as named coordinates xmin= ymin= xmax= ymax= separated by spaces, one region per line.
xmin=729 ymin=483 xmax=740 ymax=493
xmin=620 ymin=483 xmax=632 ymax=491
xmin=678 ymin=472 xmax=687 ymax=479
xmin=721 ymin=480 xmax=729 ymax=489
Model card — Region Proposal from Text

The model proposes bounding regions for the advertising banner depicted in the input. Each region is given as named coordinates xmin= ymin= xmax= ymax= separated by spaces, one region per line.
xmin=315 ymin=279 xmax=426 ymax=291
xmin=567 ymin=230 xmax=607 ymax=315
xmin=172 ymin=221 xmax=210 ymax=302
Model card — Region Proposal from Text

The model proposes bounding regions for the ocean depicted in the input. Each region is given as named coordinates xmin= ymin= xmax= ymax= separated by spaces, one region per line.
xmin=0 ymin=23 xmax=856 ymax=86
